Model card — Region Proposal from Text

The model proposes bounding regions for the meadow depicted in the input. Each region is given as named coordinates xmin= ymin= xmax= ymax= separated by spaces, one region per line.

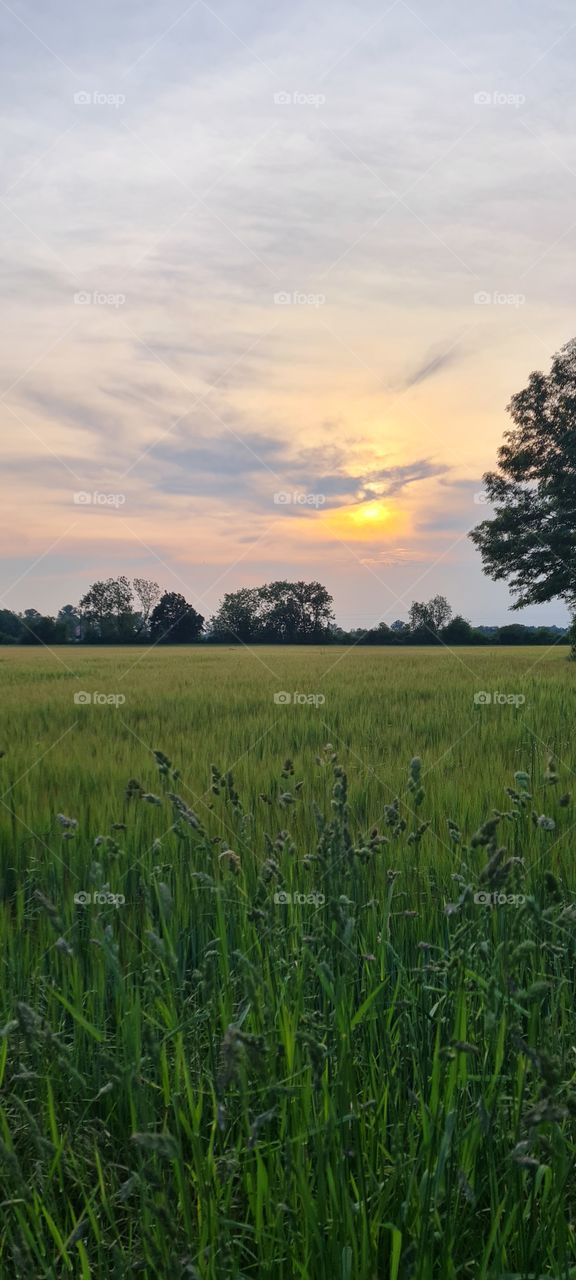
xmin=1 ymin=643 xmax=575 ymax=1278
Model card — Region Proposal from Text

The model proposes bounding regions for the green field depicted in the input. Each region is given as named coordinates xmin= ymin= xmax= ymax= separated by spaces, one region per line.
xmin=1 ymin=645 xmax=576 ymax=1278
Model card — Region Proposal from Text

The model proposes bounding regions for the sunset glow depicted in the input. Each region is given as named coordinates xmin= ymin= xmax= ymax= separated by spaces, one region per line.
xmin=0 ymin=1 xmax=571 ymax=628
xmin=349 ymin=502 xmax=392 ymax=527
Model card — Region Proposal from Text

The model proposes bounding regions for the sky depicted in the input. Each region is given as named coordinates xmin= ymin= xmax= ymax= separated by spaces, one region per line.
xmin=1 ymin=0 xmax=575 ymax=629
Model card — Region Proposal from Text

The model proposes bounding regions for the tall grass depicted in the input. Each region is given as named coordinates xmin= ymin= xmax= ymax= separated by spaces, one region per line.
xmin=0 ymin=645 xmax=574 ymax=1277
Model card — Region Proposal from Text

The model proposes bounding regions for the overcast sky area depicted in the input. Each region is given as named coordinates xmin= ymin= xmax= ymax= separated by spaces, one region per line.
xmin=1 ymin=0 xmax=575 ymax=627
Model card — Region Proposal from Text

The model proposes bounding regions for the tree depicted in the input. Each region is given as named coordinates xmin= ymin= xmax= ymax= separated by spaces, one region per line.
xmin=361 ymin=621 xmax=397 ymax=645
xmin=57 ymin=604 xmax=81 ymax=642
xmin=208 ymin=581 xmax=335 ymax=644
xmin=409 ymin=595 xmax=452 ymax=640
xmin=0 ymin=608 xmax=22 ymax=643
xmin=133 ymin=578 xmax=161 ymax=634
xmin=149 ymin=592 xmax=204 ymax=643
xmin=470 ymin=340 xmax=576 ymax=632
xmin=258 ymin=580 xmax=334 ymax=642
xmin=79 ymin=577 xmax=135 ymax=641
xmin=440 ymin=614 xmax=474 ymax=644
xmin=329 ymin=625 xmax=355 ymax=643
xmin=209 ymin=588 xmax=261 ymax=643
xmin=20 ymin=610 xmax=65 ymax=645
xmin=498 ymin=624 xmax=533 ymax=645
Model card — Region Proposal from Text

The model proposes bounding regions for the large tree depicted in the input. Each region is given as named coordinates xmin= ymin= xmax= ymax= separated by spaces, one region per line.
xmin=258 ymin=580 xmax=334 ymax=642
xmin=79 ymin=577 xmax=135 ymax=641
xmin=132 ymin=578 xmax=161 ymax=633
xmin=208 ymin=587 xmax=261 ymax=643
xmin=208 ymin=581 xmax=335 ymax=644
xmin=408 ymin=595 xmax=452 ymax=640
xmin=149 ymin=592 xmax=204 ymax=643
xmin=470 ymin=340 xmax=576 ymax=624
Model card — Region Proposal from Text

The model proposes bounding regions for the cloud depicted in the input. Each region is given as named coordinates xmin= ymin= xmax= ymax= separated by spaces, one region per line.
xmin=151 ymin=429 xmax=449 ymax=511
xmin=359 ymin=550 xmax=429 ymax=566
xmin=19 ymin=388 xmax=122 ymax=439
xmin=400 ymin=346 xmax=466 ymax=390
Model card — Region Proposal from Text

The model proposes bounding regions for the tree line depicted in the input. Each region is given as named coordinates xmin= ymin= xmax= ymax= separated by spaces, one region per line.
xmin=0 ymin=581 xmax=567 ymax=647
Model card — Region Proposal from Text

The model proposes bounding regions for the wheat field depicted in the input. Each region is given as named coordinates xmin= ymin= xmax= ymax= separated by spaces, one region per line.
xmin=0 ymin=644 xmax=575 ymax=1278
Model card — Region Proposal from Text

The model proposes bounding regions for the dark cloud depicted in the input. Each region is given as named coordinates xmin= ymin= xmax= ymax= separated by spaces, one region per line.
xmin=152 ymin=430 xmax=448 ymax=510
xmin=400 ymin=347 xmax=465 ymax=390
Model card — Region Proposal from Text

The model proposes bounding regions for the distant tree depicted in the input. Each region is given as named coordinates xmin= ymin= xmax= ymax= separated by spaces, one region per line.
xmin=441 ymin=614 xmax=474 ymax=644
xmin=20 ymin=610 xmax=65 ymax=645
xmin=209 ymin=587 xmax=261 ymax=643
xmin=409 ymin=595 xmax=452 ymax=641
xmin=132 ymin=578 xmax=161 ymax=634
xmin=391 ymin=619 xmax=409 ymax=634
xmin=0 ymin=608 xmax=22 ymax=642
xmin=531 ymin=626 xmax=567 ymax=645
xmin=79 ymin=577 xmax=135 ymax=641
xmin=328 ymin=625 xmax=353 ymax=643
xmin=258 ymin=580 xmax=334 ymax=643
xmin=209 ymin=581 xmax=334 ymax=644
xmin=470 ymin=339 xmax=576 ymax=654
xmin=498 ymin=624 xmax=533 ymax=645
xmin=57 ymin=604 xmax=81 ymax=642
xmin=361 ymin=621 xmax=397 ymax=645
xmin=149 ymin=592 xmax=204 ymax=643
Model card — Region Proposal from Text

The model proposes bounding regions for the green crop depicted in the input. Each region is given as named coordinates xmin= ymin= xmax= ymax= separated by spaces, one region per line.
xmin=0 ymin=644 xmax=574 ymax=1278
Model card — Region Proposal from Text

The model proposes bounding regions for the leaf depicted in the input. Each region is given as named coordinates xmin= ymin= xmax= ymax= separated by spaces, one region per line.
xmin=350 ymin=982 xmax=386 ymax=1029
xmin=50 ymin=991 xmax=104 ymax=1043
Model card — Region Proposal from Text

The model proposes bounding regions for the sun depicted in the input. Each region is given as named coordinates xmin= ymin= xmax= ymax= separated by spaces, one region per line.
xmin=319 ymin=498 xmax=407 ymax=543
xmin=349 ymin=501 xmax=391 ymax=527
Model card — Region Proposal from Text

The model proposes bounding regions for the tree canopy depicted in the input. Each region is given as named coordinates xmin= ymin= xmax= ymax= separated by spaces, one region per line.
xmin=470 ymin=339 xmax=576 ymax=614
xmin=149 ymin=593 xmax=204 ymax=644
xmin=209 ymin=580 xmax=335 ymax=643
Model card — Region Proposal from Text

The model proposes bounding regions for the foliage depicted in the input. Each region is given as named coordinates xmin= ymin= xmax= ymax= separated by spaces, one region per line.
xmin=471 ymin=338 xmax=576 ymax=615
xmin=209 ymin=579 xmax=335 ymax=643
xmin=78 ymin=575 xmax=135 ymax=641
xmin=133 ymin=578 xmax=161 ymax=632
xmin=149 ymin=592 xmax=204 ymax=643
xmin=408 ymin=594 xmax=452 ymax=640
xmin=0 ymin=588 xmax=569 ymax=647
